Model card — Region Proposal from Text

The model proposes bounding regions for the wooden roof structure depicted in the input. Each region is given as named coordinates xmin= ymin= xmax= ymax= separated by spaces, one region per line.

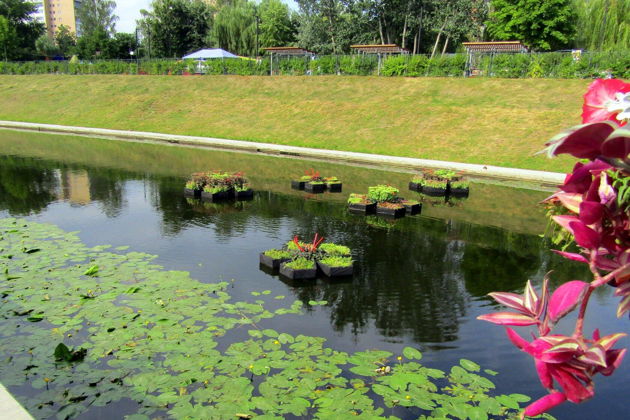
xmin=462 ymin=41 xmax=528 ymax=53
xmin=263 ymin=47 xmax=314 ymax=56
xmin=350 ymin=44 xmax=409 ymax=54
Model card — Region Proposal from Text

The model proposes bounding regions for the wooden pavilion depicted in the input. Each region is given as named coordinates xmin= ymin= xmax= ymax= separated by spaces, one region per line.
xmin=350 ymin=44 xmax=408 ymax=75
xmin=263 ymin=47 xmax=315 ymax=75
xmin=462 ymin=41 xmax=528 ymax=76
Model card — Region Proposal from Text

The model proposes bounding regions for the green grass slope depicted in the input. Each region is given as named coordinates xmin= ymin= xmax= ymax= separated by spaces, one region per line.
xmin=0 ymin=75 xmax=588 ymax=171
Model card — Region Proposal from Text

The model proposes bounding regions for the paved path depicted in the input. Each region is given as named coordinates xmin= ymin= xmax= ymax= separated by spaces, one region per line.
xmin=0 ymin=121 xmax=565 ymax=185
xmin=0 ymin=383 xmax=33 ymax=420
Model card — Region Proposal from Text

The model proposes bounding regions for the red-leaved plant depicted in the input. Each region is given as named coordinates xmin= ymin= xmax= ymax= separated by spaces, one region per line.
xmin=479 ymin=79 xmax=630 ymax=418
xmin=293 ymin=233 xmax=325 ymax=255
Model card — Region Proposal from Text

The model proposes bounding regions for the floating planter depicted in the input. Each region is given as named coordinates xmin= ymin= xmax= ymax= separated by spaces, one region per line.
xmin=376 ymin=202 xmax=406 ymax=218
xmin=201 ymin=186 xmax=231 ymax=201
xmin=401 ymin=199 xmax=422 ymax=215
xmin=410 ymin=169 xmax=469 ymax=197
xmin=292 ymin=169 xmax=342 ymax=194
xmin=325 ymin=177 xmax=343 ymax=192
xmin=279 ymin=258 xmax=318 ymax=280
xmin=184 ymin=173 xmax=205 ymax=198
xmin=420 ymin=179 xmax=448 ymax=196
xmin=317 ymin=256 xmax=354 ymax=277
xmin=260 ymin=234 xmax=354 ymax=279
xmin=305 ymin=181 xmax=326 ymax=193
xmin=449 ymin=180 xmax=470 ymax=197
xmin=184 ymin=171 xmax=254 ymax=201
xmin=259 ymin=249 xmax=292 ymax=269
xmin=347 ymin=194 xmax=376 ymax=214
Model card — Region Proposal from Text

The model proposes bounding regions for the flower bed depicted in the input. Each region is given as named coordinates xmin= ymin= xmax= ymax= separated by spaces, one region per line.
xmin=291 ymin=169 xmax=342 ymax=193
xmin=184 ymin=171 xmax=253 ymax=201
xmin=261 ymin=234 xmax=354 ymax=279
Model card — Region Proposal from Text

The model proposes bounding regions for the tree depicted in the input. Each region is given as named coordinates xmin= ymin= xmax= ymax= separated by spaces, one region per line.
xmin=486 ymin=0 xmax=576 ymax=51
xmin=258 ymin=0 xmax=297 ymax=51
xmin=35 ymin=33 xmax=59 ymax=58
xmin=55 ymin=25 xmax=76 ymax=57
xmin=139 ymin=0 xmax=213 ymax=58
xmin=0 ymin=0 xmax=45 ymax=59
xmin=0 ymin=14 xmax=16 ymax=61
xmin=211 ymin=0 xmax=256 ymax=56
xmin=75 ymin=0 xmax=118 ymax=37
xmin=573 ymin=0 xmax=630 ymax=51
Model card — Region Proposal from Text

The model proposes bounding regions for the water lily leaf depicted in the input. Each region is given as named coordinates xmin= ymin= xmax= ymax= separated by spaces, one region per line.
xmin=460 ymin=359 xmax=481 ymax=372
xmin=83 ymin=265 xmax=99 ymax=276
xmin=402 ymin=346 xmax=422 ymax=360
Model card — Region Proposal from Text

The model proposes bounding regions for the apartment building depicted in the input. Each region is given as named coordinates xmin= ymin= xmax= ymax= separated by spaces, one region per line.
xmin=33 ymin=1 xmax=83 ymax=37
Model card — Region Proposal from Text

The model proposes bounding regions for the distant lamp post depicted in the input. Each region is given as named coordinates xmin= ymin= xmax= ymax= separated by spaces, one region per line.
xmin=130 ymin=50 xmax=138 ymax=74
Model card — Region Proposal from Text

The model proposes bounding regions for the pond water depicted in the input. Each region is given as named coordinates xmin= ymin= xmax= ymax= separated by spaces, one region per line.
xmin=0 ymin=130 xmax=627 ymax=419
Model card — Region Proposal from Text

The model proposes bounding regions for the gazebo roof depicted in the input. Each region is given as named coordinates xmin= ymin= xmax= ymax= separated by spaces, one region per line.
xmin=350 ymin=44 xmax=408 ymax=54
xmin=263 ymin=47 xmax=314 ymax=56
xmin=182 ymin=48 xmax=239 ymax=59
xmin=462 ymin=41 xmax=528 ymax=53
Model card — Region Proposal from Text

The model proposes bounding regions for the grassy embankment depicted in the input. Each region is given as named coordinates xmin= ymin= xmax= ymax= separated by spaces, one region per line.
xmin=0 ymin=75 xmax=588 ymax=172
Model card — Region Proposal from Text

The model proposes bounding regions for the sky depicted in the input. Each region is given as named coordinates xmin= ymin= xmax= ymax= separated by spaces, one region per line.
xmin=115 ymin=1 xmax=299 ymax=34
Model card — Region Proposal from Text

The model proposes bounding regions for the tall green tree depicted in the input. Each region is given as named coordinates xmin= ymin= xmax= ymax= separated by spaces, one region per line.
xmin=0 ymin=14 xmax=16 ymax=61
xmin=75 ymin=0 xmax=118 ymax=37
xmin=0 ymin=0 xmax=45 ymax=59
xmin=139 ymin=0 xmax=213 ymax=58
xmin=210 ymin=0 xmax=256 ymax=56
xmin=55 ymin=25 xmax=76 ymax=57
xmin=486 ymin=0 xmax=576 ymax=51
xmin=573 ymin=0 xmax=630 ymax=51
xmin=35 ymin=33 xmax=59 ymax=58
xmin=258 ymin=0 xmax=297 ymax=51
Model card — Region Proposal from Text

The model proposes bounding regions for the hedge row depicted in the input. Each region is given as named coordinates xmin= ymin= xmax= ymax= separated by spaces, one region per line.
xmin=1 ymin=51 xmax=627 ymax=79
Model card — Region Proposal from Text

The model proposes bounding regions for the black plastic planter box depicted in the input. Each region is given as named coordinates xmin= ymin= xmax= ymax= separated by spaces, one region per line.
xmin=348 ymin=202 xmax=377 ymax=214
xmin=408 ymin=181 xmax=422 ymax=191
xmin=201 ymin=190 xmax=231 ymax=201
xmin=402 ymin=202 xmax=422 ymax=215
xmin=291 ymin=180 xmax=306 ymax=190
xmin=327 ymin=183 xmax=343 ymax=192
xmin=421 ymin=186 xmax=447 ymax=196
xmin=376 ymin=205 xmax=406 ymax=218
xmin=317 ymin=261 xmax=353 ymax=277
xmin=184 ymin=188 xmax=201 ymax=198
xmin=235 ymin=189 xmax=254 ymax=199
xmin=449 ymin=187 xmax=469 ymax=197
xmin=259 ymin=253 xmax=291 ymax=270
xmin=279 ymin=263 xmax=317 ymax=280
xmin=305 ymin=182 xmax=326 ymax=193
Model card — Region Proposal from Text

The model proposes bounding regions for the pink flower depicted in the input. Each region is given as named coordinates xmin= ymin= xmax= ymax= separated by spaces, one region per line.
xmin=582 ymin=79 xmax=630 ymax=126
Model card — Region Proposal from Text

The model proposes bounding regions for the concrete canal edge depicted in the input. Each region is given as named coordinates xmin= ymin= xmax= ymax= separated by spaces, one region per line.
xmin=0 ymin=383 xmax=34 ymax=420
xmin=0 ymin=121 xmax=565 ymax=186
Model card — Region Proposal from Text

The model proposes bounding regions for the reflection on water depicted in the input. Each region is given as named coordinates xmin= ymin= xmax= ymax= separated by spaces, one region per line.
xmin=0 ymin=137 xmax=627 ymax=419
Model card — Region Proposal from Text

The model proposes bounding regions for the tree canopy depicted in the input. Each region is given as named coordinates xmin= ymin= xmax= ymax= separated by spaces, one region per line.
xmin=486 ymin=0 xmax=576 ymax=51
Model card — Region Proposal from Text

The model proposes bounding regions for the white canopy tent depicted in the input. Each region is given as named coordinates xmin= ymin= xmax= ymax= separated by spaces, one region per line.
xmin=182 ymin=49 xmax=239 ymax=60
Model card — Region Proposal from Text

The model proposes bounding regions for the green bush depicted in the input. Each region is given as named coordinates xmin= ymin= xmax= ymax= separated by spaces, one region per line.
xmin=0 ymin=51 xmax=627 ymax=79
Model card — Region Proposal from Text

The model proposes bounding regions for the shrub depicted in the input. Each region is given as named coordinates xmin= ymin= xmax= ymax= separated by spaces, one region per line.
xmin=367 ymin=185 xmax=399 ymax=203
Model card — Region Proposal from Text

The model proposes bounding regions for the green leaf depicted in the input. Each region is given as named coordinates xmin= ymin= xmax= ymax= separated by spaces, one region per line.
xmin=403 ymin=346 xmax=422 ymax=360
xmin=460 ymin=359 xmax=481 ymax=372
xmin=83 ymin=265 xmax=99 ymax=276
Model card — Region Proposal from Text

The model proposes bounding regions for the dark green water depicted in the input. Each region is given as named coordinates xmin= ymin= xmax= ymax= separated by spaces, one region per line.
xmin=0 ymin=130 xmax=627 ymax=419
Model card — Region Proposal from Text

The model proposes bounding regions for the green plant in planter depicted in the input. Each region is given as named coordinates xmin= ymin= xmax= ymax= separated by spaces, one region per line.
xmin=319 ymin=243 xmax=351 ymax=256
xmin=263 ymin=249 xmax=293 ymax=259
xmin=203 ymin=184 xmax=230 ymax=194
xmin=423 ymin=179 xmax=448 ymax=188
xmin=450 ymin=180 xmax=470 ymax=189
xmin=347 ymin=193 xmax=373 ymax=204
xmin=434 ymin=169 xmax=457 ymax=180
xmin=185 ymin=180 xmax=198 ymax=189
xmin=284 ymin=257 xmax=316 ymax=270
xmin=286 ymin=240 xmax=308 ymax=251
xmin=367 ymin=185 xmax=399 ymax=203
xmin=319 ymin=256 xmax=353 ymax=267
xmin=235 ymin=183 xmax=251 ymax=192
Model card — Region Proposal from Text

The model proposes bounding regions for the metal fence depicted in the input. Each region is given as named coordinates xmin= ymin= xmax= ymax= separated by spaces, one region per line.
xmin=1 ymin=51 xmax=627 ymax=79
